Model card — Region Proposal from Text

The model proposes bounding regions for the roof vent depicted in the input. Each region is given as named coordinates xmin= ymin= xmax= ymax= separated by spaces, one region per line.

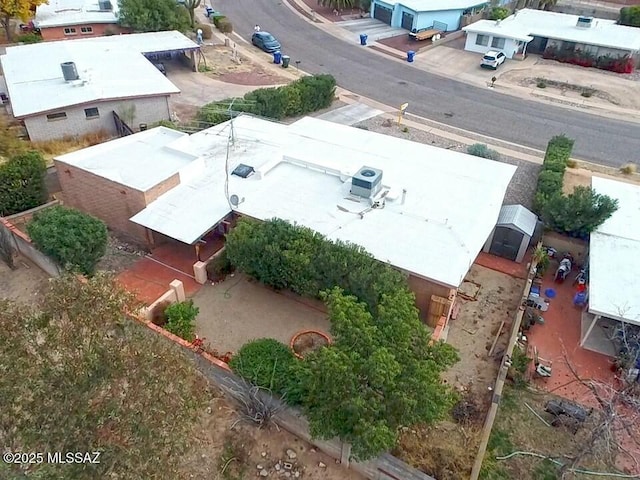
xmin=98 ymin=0 xmax=113 ymax=10
xmin=232 ymin=164 xmax=255 ymax=178
xmin=576 ymin=16 xmax=593 ymax=28
xmin=351 ymin=166 xmax=383 ymax=198
xmin=61 ymin=62 xmax=79 ymax=82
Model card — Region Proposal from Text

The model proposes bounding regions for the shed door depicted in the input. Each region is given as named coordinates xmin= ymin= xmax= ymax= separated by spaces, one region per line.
xmin=374 ymin=4 xmax=392 ymax=25
xmin=489 ymin=226 xmax=522 ymax=261
xmin=401 ymin=12 xmax=414 ymax=30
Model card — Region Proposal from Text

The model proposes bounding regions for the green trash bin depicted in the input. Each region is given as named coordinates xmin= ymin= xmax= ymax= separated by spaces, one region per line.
xmin=281 ymin=55 xmax=290 ymax=68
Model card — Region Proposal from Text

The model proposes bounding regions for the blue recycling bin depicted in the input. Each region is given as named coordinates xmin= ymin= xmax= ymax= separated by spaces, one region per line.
xmin=359 ymin=34 xmax=368 ymax=46
xmin=205 ymin=6 xmax=213 ymax=17
xmin=407 ymin=50 xmax=416 ymax=63
xmin=273 ymin=51 xmax=282 ymax=64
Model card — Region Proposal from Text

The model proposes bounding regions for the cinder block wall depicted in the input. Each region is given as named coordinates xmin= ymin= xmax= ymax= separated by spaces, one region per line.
xmin=39 ymin=24 xmax=130 ymax=41
xmin=24 ymin=96 xmax=171 ymax=142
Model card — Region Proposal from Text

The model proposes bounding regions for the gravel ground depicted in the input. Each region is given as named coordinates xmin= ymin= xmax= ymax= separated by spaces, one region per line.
xmin=353 ymin=116 xmax=541 ymax=209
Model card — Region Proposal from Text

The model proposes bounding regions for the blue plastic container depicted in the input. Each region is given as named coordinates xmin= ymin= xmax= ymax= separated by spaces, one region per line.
xmin=407 ymin=50 xmax=416 ymax=63
xmin=273 ymin=51 xmax=282 ymax=64
xmin=359 ymin=34 xmax=368 ymax=46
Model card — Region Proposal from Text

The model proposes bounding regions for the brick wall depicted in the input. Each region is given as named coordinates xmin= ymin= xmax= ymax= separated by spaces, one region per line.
xmin=40 ymin=23 xmax=129 ymax=41
xmin=23 ymin=96 xmax=171 ymax=142
xmin=54 ymin=161 xmax=151 ymax=244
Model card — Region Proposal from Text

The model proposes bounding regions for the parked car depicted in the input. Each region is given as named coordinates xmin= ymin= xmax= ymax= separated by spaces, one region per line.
xmin=251 ymin=31 xmax=281 ymax=53
xmin=481 ymin=50 xmax=506 ymax=69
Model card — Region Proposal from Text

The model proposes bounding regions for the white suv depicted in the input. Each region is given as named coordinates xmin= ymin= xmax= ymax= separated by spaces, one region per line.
xmin=481 ymin=51 xmax=506 ymax=69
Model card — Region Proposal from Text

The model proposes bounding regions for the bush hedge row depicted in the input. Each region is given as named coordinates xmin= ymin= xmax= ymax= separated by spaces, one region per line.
xmin=533 ymin=135 xmax=574 ymax=214
xmin=0 ymin=151 xmax=47 ymax=216
xmin=213 ymin=15 xmax=232 ymax=33
xmin=224 ymin=218 xmax=408 ymax=313
xmin=196 ymin=74 xmax=336 ymax=126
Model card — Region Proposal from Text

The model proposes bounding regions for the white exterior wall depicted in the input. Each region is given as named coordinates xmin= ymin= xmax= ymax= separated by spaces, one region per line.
xmin=464 ymin=32 xmax=520 ymax=58
xmin=23 ymin=95 xmax=171 ymax=142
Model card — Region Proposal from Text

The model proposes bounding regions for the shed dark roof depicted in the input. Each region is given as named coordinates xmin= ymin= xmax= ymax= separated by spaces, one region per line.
xmin=497 ymin=204 xmax=537 ymax=236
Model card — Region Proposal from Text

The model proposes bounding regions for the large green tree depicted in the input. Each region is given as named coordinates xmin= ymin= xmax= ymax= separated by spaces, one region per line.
xmin=620 ymin=5 xmax=640 ymax=27
xmin=0 ymin=274 xmax=209 ymax=479
xmin=296 ymin=288 xmax=459 ymax=460
xmin=118 ymin=0 xmax=190 ymax=32
xmin=541 ymin=186 xmax=619 ymax=239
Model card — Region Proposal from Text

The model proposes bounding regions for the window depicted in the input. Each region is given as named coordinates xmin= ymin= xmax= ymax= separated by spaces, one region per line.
xmin=46 ymin=112 xmax=67 ymax=121
xmin=475 ymin=34 xmax=489 ymax=46
xmin=84 ymin=107 xmax=99 ymax=119
xmin=491 ymin=37 xmax=506 ymax=49
xmin=63 ymin=27 xmax=76 ymax=35
xmin=80 ymin=26 xmax=93 ymax=34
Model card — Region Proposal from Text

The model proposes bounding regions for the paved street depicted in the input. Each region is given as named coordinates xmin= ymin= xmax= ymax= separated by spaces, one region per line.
xmin=217 ymin=0 xmax=640 ymax=166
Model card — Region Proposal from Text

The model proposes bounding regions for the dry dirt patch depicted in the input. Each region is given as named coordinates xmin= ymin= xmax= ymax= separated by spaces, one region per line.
xmin=0 ymin=255 xmax=48 ymax=304
xmin=192 ymin=274 xmax=330 ymax=354
xmin=563 ymin=165 xmax=640 ymax=195
xmin=199 ymin=45 xmax=289 ymax=85
xmin=182 ymin=394 xmax=363 ymax=480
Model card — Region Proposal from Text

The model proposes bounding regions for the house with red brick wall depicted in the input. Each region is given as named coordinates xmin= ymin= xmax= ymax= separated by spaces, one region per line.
xmin=35 ymin=0 xmax=129 ymax=41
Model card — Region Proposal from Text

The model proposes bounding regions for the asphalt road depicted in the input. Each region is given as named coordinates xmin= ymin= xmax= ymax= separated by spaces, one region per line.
xmin=217 ymin=0 xmax=640 ymax=167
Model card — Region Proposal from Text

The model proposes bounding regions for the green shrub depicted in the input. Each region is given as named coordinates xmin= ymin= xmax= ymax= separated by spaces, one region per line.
xmin=225 ymin=218 xmax=407 ymax=312
xmin=216 ymin=17 xmax=233 ymax=33
xmin=620 ymin=5 xmax=640 ymax=27
xmin=489 ymin=6 xmax=510 ymax=20
xmin=205 ymin=249 xmax=234 ymax=281
xmin=212 ymin=14 xmax=225 ymax=27
xmin=229 ymin=338 xmax=297 ymax=394
xmin=541 ymin=186 xmax=619 ymax=239
xmin=536 ymin=78 xmax=547 ymax=88
xmin=533 ymin=135 xmax=575 ymax=214
xmin=467 ymin=143 xmax=500 ymax=160
xmin=16 ymin=32 xmax=42 ymax=44
xmin=197 ymin=75 xmax=336 ymax=127
xmin=26 ymin=206 xmax=107 ymax=275
xmin=164 ymin=300 xmax=199 ymax=342
xmin=195 ymin=23 xmax=212 ymax=39
xmin=0 ymin=151 xmax=47 ymax=216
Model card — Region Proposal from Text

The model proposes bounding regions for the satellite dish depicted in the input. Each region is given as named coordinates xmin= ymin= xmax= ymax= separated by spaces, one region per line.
xmin=229 ymin=194 xmax=240 ymax=207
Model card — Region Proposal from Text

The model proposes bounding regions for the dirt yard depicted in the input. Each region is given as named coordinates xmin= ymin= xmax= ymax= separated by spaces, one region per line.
xmin=96 ymin=234 xmax=146 ymax=274
xmin=444 ymin=264 xmax=525 ymax=403
xmin=563 ymin=165 xmax=640 ymax=195
xmin=0 ymin=255 xmax=48 ymax=304
xmin=192 ymin=274 xmax=330 ymax=354
xmin=182 ymin=392 xmax=363 ymax=480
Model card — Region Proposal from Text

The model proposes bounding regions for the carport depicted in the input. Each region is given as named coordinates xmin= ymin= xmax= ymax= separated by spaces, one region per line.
xmin=483 ymin=204 xmax=538 ymax=263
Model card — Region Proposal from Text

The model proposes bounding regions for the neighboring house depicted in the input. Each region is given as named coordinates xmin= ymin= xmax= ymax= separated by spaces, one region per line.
xmin=370 ymin=0 xmax=489 ymax=32
xmin=463 ymin=9 xmax=640 ymax=71
xmin=0 ymin=32 xmax=200 ymax=142
xmin=35 ymin=0 xmax=128 ymax=41
xmin=54 ymin=114 xmax=516 ymax=322
xmin=580 ymin=177 xmax=640 ymax=358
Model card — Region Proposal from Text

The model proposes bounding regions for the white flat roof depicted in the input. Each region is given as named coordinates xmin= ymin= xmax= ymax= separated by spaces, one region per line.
xmin=589 ymin=177 xmax=640 ymax=326
xmin=35 ymin=0 xmax=119 ymax=28
xmin=0 ymin=32 xmax=196 ymax=117
xmin=129 ymin=116 xmax=516 ymax=288
xmin=382 ymin=0 xmax=488 ymax=12
xmin=55 ymin=127 xmax=197 ymax=191
xmin=463 ymin=9 xmax=640 ymax=51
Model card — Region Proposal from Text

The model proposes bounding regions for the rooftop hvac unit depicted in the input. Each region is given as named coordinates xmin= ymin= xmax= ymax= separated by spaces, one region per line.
xmin=60 ymin=62 xmax=79 ymax=81
xmin=576 ymin=16 xmax=593 ymax=28
xmin=351 ymin=166 xmax=383 ymax=198
xmin=98 ymin=0 xmax=113 ymax=10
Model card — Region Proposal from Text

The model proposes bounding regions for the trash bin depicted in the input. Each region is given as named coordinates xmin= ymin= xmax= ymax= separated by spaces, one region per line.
xmin=281 ymin=55 xmax=290 ymax=68
xmin=205 ymin=6 xmax=213 ymax=17
xmin=359 ymin=34 xmax=368 ymax=46
xmin=273 ymin=51 xmax=282 ymax=64
xmin=407 ymin=50 xmax=415 ymax=63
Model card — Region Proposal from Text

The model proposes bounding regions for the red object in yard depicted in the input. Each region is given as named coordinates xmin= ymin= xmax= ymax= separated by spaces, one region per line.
xmin=576 ymin=283 xmax=586 ymax=293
